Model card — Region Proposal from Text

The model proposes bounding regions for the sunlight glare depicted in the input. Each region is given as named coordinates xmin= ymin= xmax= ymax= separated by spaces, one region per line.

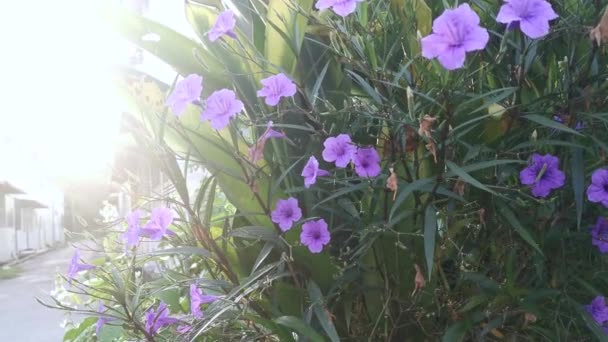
xmin=0 ymin=0 xmax=126 ymax=181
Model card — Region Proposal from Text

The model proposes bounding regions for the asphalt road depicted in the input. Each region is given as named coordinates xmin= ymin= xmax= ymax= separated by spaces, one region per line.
xmin=0 ymin=247 xmax=74 ymax=342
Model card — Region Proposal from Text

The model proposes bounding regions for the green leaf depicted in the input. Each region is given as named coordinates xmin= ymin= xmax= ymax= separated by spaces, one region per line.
xmin=149 ymin=246 xmax=212 ymax=258
xmin=229 ymin=226 xmax=280 ymax=243
xmin=98 ymin=324 xmax=123 ymax=342
xmin=496 ymin=200 xmax=544 ymax=256
xmin=63 ymin=317 xmax=96 ymax=342
xmin=250 ymin=241 xmax=275 ymax=275
xmin=445 ymin=160 xmax=495 ymax=195
xmin=522 ymin=114 xmax=583 ymax=136
xmin=346 ymin=70 xmax=383 ymax=104
xmin=275 ymin=316 xmax=325 ymax=342
xmin=307 ymin=281 xmax=339 ymax=342
xmin=571 ymin=146 xmax=584 ymax=230
xmin=265 ymin=0 xmax=314 ymax=74
xmin=424 ymin=205 xmax=437 ymax=280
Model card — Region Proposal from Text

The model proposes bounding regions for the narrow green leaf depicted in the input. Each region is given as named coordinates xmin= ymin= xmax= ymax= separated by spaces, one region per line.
xmin=571 ymin=146 xmax=584 ymax=230
xmin=446 ymin=160 xmax=495 ymax=195
xmin=229 ymin=226 xmax=280 ymax=243
xmin=523 ymin=114 xmax=583 ymax=136
xmin=346 ymin=70 xmax=383 ymax=104
xmin=311 ymin=61 xmax=330 ymax=107
xmin=149 ymin=246 xmax=211 ymax=258
xmin=496 ymin=200 xmax=544 ymax=256
xmin=251 ymin=242 xmax=274 ymax=275
xmin=424 ymin=205 xmax=437 ymax=280
xmin=275 ymin=316 xmax=325 ymax=342
xmin=307 ymin=281 xmax=339 ymax=342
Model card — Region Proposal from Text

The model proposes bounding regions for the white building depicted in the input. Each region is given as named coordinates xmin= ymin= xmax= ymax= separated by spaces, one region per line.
xmin=0 ymin=139 xmax=65 ymax=263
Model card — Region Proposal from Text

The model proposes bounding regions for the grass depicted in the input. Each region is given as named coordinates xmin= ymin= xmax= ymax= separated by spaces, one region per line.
xmin=0 ymin=265 xmax=22 ymax=280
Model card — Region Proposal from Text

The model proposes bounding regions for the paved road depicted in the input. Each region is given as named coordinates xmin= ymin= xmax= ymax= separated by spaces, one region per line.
xmin=0 ymin=247 xmax=74 ymax=342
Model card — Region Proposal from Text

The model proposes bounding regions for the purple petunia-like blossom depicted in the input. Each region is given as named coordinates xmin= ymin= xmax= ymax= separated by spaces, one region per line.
xmin=315 ymin=0 xmax=364 ymax=17
xmin=586 ymin=296 xmax=608 ymax=325
xmin=421 ymin=4 xmax=489 ymax=70
xmin=587 ymin=169 xmax=608 ymax=208
xmin=141 ymin=207 xmax=176 ymax=241
xmin=322 ymin=134 xmax=357 ymax=168
xmin=200 ymin=89 xmax=244 ymax=130
xmin=302 ymin=156 xmax=330 ymax=188
xmin=257 ymin=73 xmax=297 ymax=106
xmin=353 ymin=147 xmax=381 ymax=178
xmin=519 ymin=153 xmax=565 ymax=198
xmin=271 ymin=197 xmax=302 ymax=231
xmin=96 ymin=302 xmax=115 ymax=336
xmin=591 ymin=217 xmax=608 ymax=254
xmin=248 ymin=121 xmax=285 ymax=163
xmin=122 ymin=209 xmax=143 ymax=248
xmin=67 ymin=249 xmax=95 ymax=283
xmin=190 ymin=284 xmax=220 ymax=319
xmin=165 ymin=74 xmax=203 ymax=116
xmin=300 ymin=219 xmax=331 ymax=254
xmin=145 ymin=302 xmax=180 ymax=335
xmin=496 ymin=0 xmax=558 ymax=39
xmin=208 ymin=10 xmax=237 ymax=42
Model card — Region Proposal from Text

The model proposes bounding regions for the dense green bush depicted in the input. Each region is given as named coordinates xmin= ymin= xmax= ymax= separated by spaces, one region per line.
xmin=48 ymin=0 xmax=608 ymax=340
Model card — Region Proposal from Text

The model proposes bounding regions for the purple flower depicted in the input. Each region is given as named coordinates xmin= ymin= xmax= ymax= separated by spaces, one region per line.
xmin=257 ymin=73 xmax=297 ymax=106
xmin=353 ymin=147 xmax=381 ymax=178
xmin=519 ymin=153 xmax=565 ymax=198
xmin=200 ymin=89 xmax=244 ymax=130
xmin=165 ymin=74 xmax=203 ymax=116
xmin=587 ymin=169 xmax=608 ymax=208
xmin=248 ymin=121 xmax=285 ymax=163
xmin=141 ymin=207 xmax=176 ymax=241
xmin=271 ymin=197 xmax=302 ymax=231
xmin=300 ymin=219 xmax=331 ymax=254
xmin=177 ymin=325 xmax=192 ymax=334
xmin=322 ymin=134 xmax=357 ymax=168
xmin=586 ymin=296 xmax=608 ymax=324
xmin=302 ymin=156 xmax=330 ymax=188
xmin=190 ymin=284 xmax=220 ymax=319
xmin=315 ymin=0 xmax=364 ymax=17
xmin=67 ymin=249 xmax=95 ymax=283
xmin=208 ymin=10 xmax=237 ymax=42
xmin=421 ymin=4 xmax=489 ymax=70
xmin=145 ymin=302 xmax=180 ymax=335
xmin=591 ymin=217 xmax=608 ymax=254
xmin=96 ymin=301 xmax=114 ymax=336
xmin=122 ymin=209 xmax=143 ymax=248
xmin=496 ymin=0 xmax=558 ymax=39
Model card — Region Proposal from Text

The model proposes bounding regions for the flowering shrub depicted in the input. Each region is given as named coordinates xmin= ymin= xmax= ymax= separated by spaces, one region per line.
xmin=48 ymin=0 xmax=608 ymax=340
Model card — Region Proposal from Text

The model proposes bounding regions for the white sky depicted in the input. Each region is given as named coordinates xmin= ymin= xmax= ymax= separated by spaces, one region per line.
xmin=0 ymin=0 xmax=196 ymax=186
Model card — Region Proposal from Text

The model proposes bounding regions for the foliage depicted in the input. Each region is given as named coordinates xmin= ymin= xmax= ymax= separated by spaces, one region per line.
xmin=45 ymin=0 xmax=608 ymax=341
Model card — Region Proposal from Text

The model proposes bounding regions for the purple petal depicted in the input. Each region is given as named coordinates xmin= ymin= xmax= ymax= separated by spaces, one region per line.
xmin=437 ymin=46 xmax=467 ymax=70
xmin=332 ymin=0 xmax=357 ymax=17
xmin=462 ymin=26 xmax=489 ymax=52
xmin=315 ymin=0 xmax=335 ymax=10
xmin=421 ymin=34 xmax=449 ymax=59
xmin=520 ymin=16 xmax=550 ymax=39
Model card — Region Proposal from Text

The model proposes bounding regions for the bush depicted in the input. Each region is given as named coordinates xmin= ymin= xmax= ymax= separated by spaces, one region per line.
xmin=49 ymin=0 xmax=608 ymax=340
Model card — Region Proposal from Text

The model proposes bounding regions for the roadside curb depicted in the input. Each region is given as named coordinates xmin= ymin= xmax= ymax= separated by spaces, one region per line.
xmin=1 ymin=245 xmax=63 ymax=268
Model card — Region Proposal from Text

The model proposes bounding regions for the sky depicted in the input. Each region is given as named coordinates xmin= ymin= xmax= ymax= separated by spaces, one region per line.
xmin=0 ymin=0 xmax=124 ymax=184
xmin=0 ymin=0 xmax=196 ymax=186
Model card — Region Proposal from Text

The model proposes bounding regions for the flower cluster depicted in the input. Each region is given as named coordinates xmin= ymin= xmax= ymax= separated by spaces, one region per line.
xmin=267 ymin=133 xmax=382 ymax=253
xmin=421 ymin=1 xmax=558 ymax=70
